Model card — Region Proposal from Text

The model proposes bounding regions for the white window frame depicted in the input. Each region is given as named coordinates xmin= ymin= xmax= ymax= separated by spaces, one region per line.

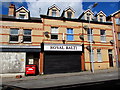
xmin=99 ymin=15 xmax=103 ymax=22
xmin=100 ymin=30 xmax=106 ymax=42
xmin=90 ymin=49 xmax=94 ymax=62
xmin=66 ymin=28 xmax=74 ymax=41
xmin=51 ymin=27 xmax=59 ymax=40
xmin=23 ymin=29 xmax=32 ymax=43
xmin=87 ymin=29 xmax=93 ymax=42
xmin=52 ymin=9 xmax=56 ymax=17
xmin=97 ymin=49 xmax=102 ymax=62
xmin=9 ymin=28 xmax=19 ymax=43
xmin=118 ymin=33 xmax=120 ymax=40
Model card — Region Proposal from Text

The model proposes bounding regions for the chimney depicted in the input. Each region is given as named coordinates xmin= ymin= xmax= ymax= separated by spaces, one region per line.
xmin=8 ymin=4 xmax=15 ymax=16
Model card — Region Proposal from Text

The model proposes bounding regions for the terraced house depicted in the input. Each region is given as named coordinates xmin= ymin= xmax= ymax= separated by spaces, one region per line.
xmin=0 ymin=4 xmax=116 ymax=75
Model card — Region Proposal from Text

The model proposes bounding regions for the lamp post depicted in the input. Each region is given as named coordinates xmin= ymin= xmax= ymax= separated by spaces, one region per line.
xmin=89 ymin=2 xmax=98 ymax=73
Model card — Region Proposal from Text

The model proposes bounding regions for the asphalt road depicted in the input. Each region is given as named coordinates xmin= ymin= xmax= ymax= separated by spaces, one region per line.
xmin=1 ymin=70 xmax=120 ymax=89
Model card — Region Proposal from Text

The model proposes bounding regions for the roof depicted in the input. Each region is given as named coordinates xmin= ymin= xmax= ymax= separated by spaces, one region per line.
xmin=64 ymin=6 xmax=76 ymax=13
xmin=16 ymin=6 xmax=30 ymax=12
xmin=1 ymin=15 xmax=42 ymax=23
xmin=84 ymin=9 xmax=94 ymax=15
xmin=95 ymin=11 xmax=106 ymax=17
xmin=110 ymin=10 xmax=120 ymax=16
xmin=61 ymin=6 xmax=76 ymax=17
xmin=40 ymin=14 xmax=112 ymax=25
xmin=48 ymin=4 xmax=61 ymax=11
xmin=78 ymin=9 xmax=94 ymax=19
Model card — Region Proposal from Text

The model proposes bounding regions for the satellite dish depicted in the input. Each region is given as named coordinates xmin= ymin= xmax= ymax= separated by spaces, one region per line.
xmin=44 ymin=31 xmax=49 ymax=36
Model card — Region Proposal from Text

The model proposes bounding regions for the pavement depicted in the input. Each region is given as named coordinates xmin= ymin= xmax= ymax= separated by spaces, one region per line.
xmin=1 ymin=68 xmax=120 ymax=89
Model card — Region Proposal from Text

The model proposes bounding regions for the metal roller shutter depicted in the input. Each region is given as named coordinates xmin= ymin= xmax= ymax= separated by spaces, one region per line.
xmin=44 ymin=52 xmax=81 ymax=74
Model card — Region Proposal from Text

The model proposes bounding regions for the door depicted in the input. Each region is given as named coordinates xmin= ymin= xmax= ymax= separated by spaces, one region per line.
xmin=44 ymin=51 xmax=81 ymax=74
xmin=109 ymin=54 xmax=113 ymax=67
xmin=108 ymin=50 xmax=113 ymax=67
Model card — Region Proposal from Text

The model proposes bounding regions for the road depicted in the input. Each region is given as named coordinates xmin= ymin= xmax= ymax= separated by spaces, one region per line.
xmin=1 ymin=69 xmax=120 ymax=89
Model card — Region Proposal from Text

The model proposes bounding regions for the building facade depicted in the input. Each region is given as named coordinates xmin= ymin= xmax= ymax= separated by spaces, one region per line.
xmin=0 ymin=4 xmax=116 ymax=74
xmin=107 ymin=10 xmax=120 ymax=67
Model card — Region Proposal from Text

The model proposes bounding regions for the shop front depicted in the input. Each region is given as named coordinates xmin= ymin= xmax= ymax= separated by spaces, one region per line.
xmin=40 ymin=43 xmax=84 ymax=74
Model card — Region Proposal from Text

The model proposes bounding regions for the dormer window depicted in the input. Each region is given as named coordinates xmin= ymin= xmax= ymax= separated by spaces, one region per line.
xmin=19 ymin=12 xmax=26 ymax=19
xmin=67 ymin=11 xmax=72 ymax=18
xmin=47 ymin=4 xmax=61 ymax=17
xmin=52 ymin=9 xmax=56 ymax=17
xmin=100 ymin=15 xmax=103 ymax=22
xmin=96 ymin=11 xmax=106 ymax=22
xmin=16 ymin=6 xmax=30 ymax=19
xmin=61 ymin=6 xmax=75 ymax=19
xmin=87 ymin=13 xmax=91 ymax=20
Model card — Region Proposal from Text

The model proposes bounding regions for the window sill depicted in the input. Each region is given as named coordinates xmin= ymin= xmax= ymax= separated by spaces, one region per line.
xmin=97 ymin=61 xmax=103 ymax=63
xmin=9 ymin=41 xmax=19 ymax=44
xmin=101 ymin=41 xmax=106 ymax=43
xmin=50 ymin=39 xmax=59 ymax=41
xmin=23 ymin=42 xmax=32 ymax=44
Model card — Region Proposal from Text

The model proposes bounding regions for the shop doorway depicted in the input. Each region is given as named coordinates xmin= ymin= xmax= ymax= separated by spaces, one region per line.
xmin=44 ymin=51 xmax=82 ymax=74
xmin=26 ymin=52 xmax=39 ymax=74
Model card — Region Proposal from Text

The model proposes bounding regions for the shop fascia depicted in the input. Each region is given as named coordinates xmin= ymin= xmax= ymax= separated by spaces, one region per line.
xmin=43 ymin=43 xmax=82 ymax=51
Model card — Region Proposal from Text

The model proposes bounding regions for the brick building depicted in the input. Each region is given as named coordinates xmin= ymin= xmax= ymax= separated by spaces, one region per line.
xmin=0 ymin=4 xmax=116 ymax=74
xmin=107 ymin=10 xmax=120 ymax=67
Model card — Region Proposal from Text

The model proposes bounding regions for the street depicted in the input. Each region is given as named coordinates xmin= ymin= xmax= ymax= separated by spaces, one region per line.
xmin=1 ymin=68 xmax=120 ymax=89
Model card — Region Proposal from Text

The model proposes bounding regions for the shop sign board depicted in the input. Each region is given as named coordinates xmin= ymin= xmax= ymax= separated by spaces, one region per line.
xmin=44 ymin=44 xmax=82 ymax=51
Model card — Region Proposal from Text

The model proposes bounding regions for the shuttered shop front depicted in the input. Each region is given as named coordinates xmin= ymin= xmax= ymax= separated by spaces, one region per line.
xmin=43 ymin=44 xmax=83 ymax=74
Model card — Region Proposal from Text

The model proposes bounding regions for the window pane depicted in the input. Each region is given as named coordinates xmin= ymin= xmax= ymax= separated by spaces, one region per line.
xmin=51 ymin=27 xmax=58 ymax=33
xmin=67 ymin=35 xmax=74 ymax=41
xmin=88 ymin=35 xmax=93 ymax=41
xmin=67 ymin=28 xmax=73 ymax=34
xmin=19 ymin=14 xmax=25 ymax=19
xmin=67 ymin=11 xmax=72 ymax=18
xmin=90 ymin=50 xmax=94 ymax=62
xmin=10 ymin=35 xmax=18 ymax=41
xmin=100 ymin=30 xmax=105 ymax=35
xmin=52 ymin=10 xmax=56 ymax=17
xmin=51 ymin=34 xmax=58 ymax=39
xmin=101 ymin=36 xmax=106 ymax=41
xmin=115 ymin=18 xmax=120 ymax=25
xmin=118 ymin=33 xmax=120 ymax=40
xmin=87 ymin=29 xmax=92 ymax=34
xmin=23 ymin=36 xmax=31 ymax=42
xmin=10 ymin=29 xmax=18 ymax=34
xmin=97 ymin=49 xmax=102 ymax=62
xmin=24 ymin=30 xmax=31 ymax=35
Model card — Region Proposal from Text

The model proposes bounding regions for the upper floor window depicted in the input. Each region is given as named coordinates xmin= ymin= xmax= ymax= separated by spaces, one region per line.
xmin=51 ymin=27 xmax=58 ymax=40
xmin=90 ymin=49 xmax=94 ymax=62
xmin=10 ymin=28 xmax=19 ymax=42
xmin=115 ymin=18 xmax=120 ymax=25
xmin=66 ymin=28 xmax=74 ymax=41
xmin=100 ymin=15 xmax=103 ymax=22
xmin=97 ymin=49 xmax=102 ymax=62
xmin=87 ymin=29 xmax=93 ymax=42
xmin=67 ymin=11 xmax=72 ymax=18
xmin=23 ymin=29 xmax=31 ymax=42
xmin=100 ymin=30 xmax=106 ymax=42
xmin=118 ymin=33 xmax=120 ymax=40
xmin=52 ymin=9 xmax=56 ymax=17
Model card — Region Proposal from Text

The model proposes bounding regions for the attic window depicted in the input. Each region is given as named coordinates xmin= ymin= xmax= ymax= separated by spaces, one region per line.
xmin=67 ymin=11 xmax=72 ymax=18
xmin=100 ymin=15 xmax=103 ymax=22
xmin=19 ymin=12 xmax=26 ymax=19
xmin=52 ymin=9 xmax=56 ymax=17
xmin=87 ymin=13 xmax=91 ymax=20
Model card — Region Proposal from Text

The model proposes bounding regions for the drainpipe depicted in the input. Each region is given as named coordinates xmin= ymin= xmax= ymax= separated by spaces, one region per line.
xmin=111 ymin=17 xmax=118 ymax=67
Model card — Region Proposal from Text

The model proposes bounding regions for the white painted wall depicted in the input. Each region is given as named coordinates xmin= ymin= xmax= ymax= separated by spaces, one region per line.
xmin=0 ymin=52 xmax=26 ymax=73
